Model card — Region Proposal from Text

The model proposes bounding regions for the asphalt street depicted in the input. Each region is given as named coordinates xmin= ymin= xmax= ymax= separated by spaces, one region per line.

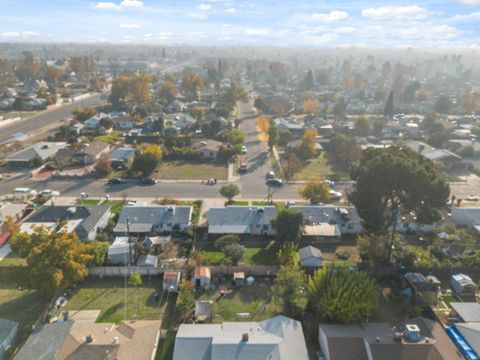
xmin=0 ymin=93 xmax=105 ymax=144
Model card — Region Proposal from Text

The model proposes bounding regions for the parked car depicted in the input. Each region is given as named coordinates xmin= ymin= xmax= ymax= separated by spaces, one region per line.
xmin=13 ymin=187 xmax=37 ymax=197
xmin=266 ymin=178 xmax=283 ymax=187
xmin=141 ymin=178 xmax=157 ymax=185
xmin=80 ymin=192 xmax=89 ymax=199
xmin=241 ymin=145 xmax=247 ymax=154
xmin=265 ymin=171 xmax=275 ymax=179
xmin=108 ymin=178 xmax=126 ymax=185
xmin=466 ymin=195 xmax=479 ymax=202
xmin=329 ymin=190 xmax=343 ymax=200
xmin=238 ymin=163 xmax=248 ymax=173
xmin=40 ymin=189 xmax=60 ymax=197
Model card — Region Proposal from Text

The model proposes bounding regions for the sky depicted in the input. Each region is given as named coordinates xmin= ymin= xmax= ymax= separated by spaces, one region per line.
xmin=0 ymin=0 xmax=480 ymax=48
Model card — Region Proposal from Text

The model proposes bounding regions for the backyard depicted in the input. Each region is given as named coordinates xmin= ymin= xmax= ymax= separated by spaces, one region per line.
xmin=197 ymin=280 xmax=278 ymax=323
xmin=64 ymin=277 xmax=166 ymax=324
xmin=0 ymin=252 xmax=49 ymax=342
xmin=201 ymin=241 xmax=279 ymax=266
xmin=154 ymin=161 xmax=227 ymax=180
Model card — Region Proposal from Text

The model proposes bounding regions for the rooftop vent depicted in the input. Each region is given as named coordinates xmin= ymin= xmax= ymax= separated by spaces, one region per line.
xmin=257 ymin=207 xmax=264 ymax=213
xmin=85 ymin=335 xmax=94 ymax=343
xmin=67 ymin=207 xmax=77 ymax=214
xmin=242 ymin=333 xmax=249 ymax=342
xmin=404 ymin=324 xmax=422 ymax=343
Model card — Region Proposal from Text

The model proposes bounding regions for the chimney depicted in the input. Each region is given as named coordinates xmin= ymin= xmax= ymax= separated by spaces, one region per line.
xmin=242 ymin=333 xmax=249 ymax=342
xmin=85 ymin=335 xmax=94 ymax=343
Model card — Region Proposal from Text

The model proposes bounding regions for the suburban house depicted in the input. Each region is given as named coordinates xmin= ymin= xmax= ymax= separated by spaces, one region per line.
xmin=299 ymin=245 xmax=323 ymax=268
xmin=20 ymin=205 xmax=111 ymax=241
xmin=114 ymin=205 xmax=193 ymax=235
xmin=451 ymin=274 xmax=478 ymax=302
xmin=110 ymin=147 xmax=136 ymax=169
xmin=206 ymin=206 xmax=277 ymax=238
xmin=451 ymin=207 xmax=480 ymax=231
xmin=0 ymin=202 xmax=28 ymax=240
xmin=273 ymin=116 xmax=305 ymax=137
xmin=164 ymin=114 xmax=196 ymax=134
xmin=5 ymin=142 xmax=67 ymax=168
xmin=108 ymin=236 xmax=134 ymax=265
xmin=450 ymin=302 xmax=480 ymax=323
xmin=84 ymin=113 xmax=109 ymax=129
xmin=13 ymin=311 xmax=161 ymax=360
xmin=112 ymin=116 xmax=135 ymax=130
xmin=165 ymin=100 xmax=186 ymax=113
xmin=192 ymin=139 xmax=225 ymax=160
xmin=70 ymin=122 xmax=85 ymax=135
xmin=73 ymin=141 xmax=110 ymax=164
xmin=405 ymin=140 xmax=466 ymax=170
xmin=0 ymin=318 xmax=18 ymax=360
xmin=290 ymin=205 xmax=363 ymax=237
xmin=318 ymin=317 xmax=462 ymax=360
xmin=173 ymin=315 xmax=309 ymax=360
xmin=446 ymin=323 xmax=480 ymax=360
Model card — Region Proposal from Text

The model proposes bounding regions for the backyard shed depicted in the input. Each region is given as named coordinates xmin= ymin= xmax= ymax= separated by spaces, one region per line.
xmin=137 ymin=254 xmax=158 ymax=268
xmin=195 ymin=300 xmax=212 ymax=323
xmin=193 ymin=267 xmax=211 ymax=289
xmin=451 ymin=274 xmax=478 ymax=302
xmin=107 ymin=237 xmax=134 ymax=265
xmin=299 ymin=246 xmax=323 ymax=268
xmin=233 ymin=272 xmax=245 ymax=286
xmin=163 ymin=271 xmax=181 ymax=292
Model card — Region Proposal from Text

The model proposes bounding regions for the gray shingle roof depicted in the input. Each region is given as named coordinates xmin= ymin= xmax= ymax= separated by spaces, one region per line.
xmin=173 ymin=315 xmax=308 ymax=360
xmin=207 ymin=206 xmax=277 ymax=234
xmin=13 ymin=321 xmax=73 ymax=360
xmin=450 ymin=302 xmax=480 ymax=322
xmin=110 ymin=147 xmax=135 ymax=161
xmin=114 ymin=205 xmax=192 ymax=232
xmin=25 ymin=205 xmax=110 ymax=240
xmin=299 ymin=246 xmax=322 ymax=260
xmin=5 ymin=142 xmax=67 ymax=162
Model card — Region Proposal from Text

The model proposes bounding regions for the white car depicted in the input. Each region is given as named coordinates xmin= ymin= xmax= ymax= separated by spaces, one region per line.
xmin=13 ymin=188 xmax=37 ymax=197
xmin=329 ymin=190 xmax=343 ymax=201
xmin=40 ymin=189 xmax=60 ymax=197
xmin=241 ymin=145 xmax=247 ymax=154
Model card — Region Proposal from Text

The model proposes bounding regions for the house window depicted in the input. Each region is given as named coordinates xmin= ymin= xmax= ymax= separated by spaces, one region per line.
xmin=167 ymin=223 xmax=172 ymax=227
xmin=263 ymin=225 xmax=268 ymax=230
xmin=347 ymin=224 xmax=353 ymax=229
xmin=256 ymin=225 xmax=261 ymax=228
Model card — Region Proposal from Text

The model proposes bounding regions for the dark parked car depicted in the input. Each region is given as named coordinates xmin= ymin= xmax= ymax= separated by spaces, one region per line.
xmin=108 ymin=178 xmax=126 ymax=185
xmin=141 ymin=178 xmax=157 ymax=185
xmin=266 ymin=178 xmax=283 ymax=187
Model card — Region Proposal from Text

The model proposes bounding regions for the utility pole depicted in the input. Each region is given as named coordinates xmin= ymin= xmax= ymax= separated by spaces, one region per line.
xmin=124 ymin=217 xmax=131 ymax=321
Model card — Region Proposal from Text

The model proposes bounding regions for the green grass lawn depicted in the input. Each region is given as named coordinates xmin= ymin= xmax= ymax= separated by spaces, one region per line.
xmin=64 ymin=277 xmax=164 ymax=323
xmin=198 ymin=282 xmax=278 ymax=323
xmin=202 ymin=241 xmax=279 ymax=266
xmin=290 ymin=152 xmax=350 ymax=181
xmin=154 ymin=161 xmax=227 ymax=180
xmin=103 ymin=200 xmax=126 ymax=216
xmin=231 ymin=200 xmax=249 ymax=206
xmin=94 ymin=131 xmax=123 ymax=144
xmin=441 ymin=294 xmax=460 ymax=308
xmin=76 ymin=199 xmax=101 ymax=205
xmin=0 ymin=253 xmax=49 ymax=342
xmin=252 ymin=201 xmax=273 ymax=206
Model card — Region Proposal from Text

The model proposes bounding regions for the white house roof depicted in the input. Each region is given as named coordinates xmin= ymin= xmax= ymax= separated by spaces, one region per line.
xmin=173 ymin=315 xmax=308 ymax=360
xmin=5 ymin=142 xmax=67 ymax=162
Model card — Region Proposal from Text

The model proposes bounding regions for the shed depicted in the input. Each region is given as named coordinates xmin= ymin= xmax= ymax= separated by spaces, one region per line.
xmin=233 ymin=272 xmax=245 ymax=286
xmin=163 ymin=271 xmax=181 ymax=292
xmin=0 ymin=318 xmax=18 ymax=360
xmin=193 ymin=267 xmax=211 ymax=289
xmin=451 ymin=274 xmax=478 ymax=302
xmin=299 ymin=246 xmax=323 ymax=268
xmin=195 ymin=300 xmax=212 ymax=323
xmin=107 ymin=237 xmax=133 ymax=265
xmin=137 ymin=254 xmax=158 ymax=268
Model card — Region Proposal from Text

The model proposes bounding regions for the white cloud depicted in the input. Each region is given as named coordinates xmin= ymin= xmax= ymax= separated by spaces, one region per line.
xmin=120 ymin=0 xmax=144 ymax=8
xmin=1 ymin=31 xmax=38 ymax=39
xmin=311 ymin=10 xmax=349 ymax=22
xmin=335 ymin=26 xmax=357 ymax=34
xmin=450 ymin=12 xmax=480 ymax=22
xmin=158 ymin=32 xmax=173 ymax=39
xmin=197 ymin=3 xmax=212 ymax=11
xmin=187 ymin=12 xmax=208 ymax=19
xmin=93 ymin=2 xmax=122 ymax=11
xmin=93 ymin=0 xmax=143 ymax=11
xmin=457 ymin=0 xmax=480 ymax=4
xmin=120 ymin=23 xmax=141 ymax=28
xmin=245 ymin=28 xmax=272 ymax=37
xmin=225 ymin=7 xmax=237 ymax=13
xmin=362 ymin=5 xmax=433 ymax=21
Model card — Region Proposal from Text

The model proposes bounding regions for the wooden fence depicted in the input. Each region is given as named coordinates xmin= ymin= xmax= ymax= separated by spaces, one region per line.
xmin=208 ymin=265 xmax=279 ymax=276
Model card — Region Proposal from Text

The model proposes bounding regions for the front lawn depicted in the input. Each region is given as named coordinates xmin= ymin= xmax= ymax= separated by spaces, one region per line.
xmin=202 ymin=241 xmax=279 ymax=266
xmin=64 ymin=277 xmax=165 ymax=323
xmin=76 ymin=199 xmax=101 ymax=205
xmin=154 ymin=161 xmax=227 ymax=180
xmin=287 ymin=152 xmax=350 ymax=181
xmin=231 ymin=200 xmax=249 ymax=206
xmin=103 ymin=200 xmax=126 ymax=216
xmin=0 ymin=253 xmax=49 ymax=342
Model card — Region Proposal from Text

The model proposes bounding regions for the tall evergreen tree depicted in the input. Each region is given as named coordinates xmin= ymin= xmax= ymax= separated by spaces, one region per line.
xmin=383 ymin=90 xmax=394 ymax=120
xmin=303 ymin=69 xmax=314 ymax=90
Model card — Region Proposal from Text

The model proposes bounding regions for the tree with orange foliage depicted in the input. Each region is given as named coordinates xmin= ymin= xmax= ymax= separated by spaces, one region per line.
xmin=297 ymin=128 xmax=318 ymax=160
xmin=303 ymin=99 xmax=319 ymax=115
xmin=256 ymin=115 xmax=271 ymax=134
xmin=181 ymin=73 xmax=204 ymax=100
xmin=158 ymin=79 xmax=177 ymax=102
